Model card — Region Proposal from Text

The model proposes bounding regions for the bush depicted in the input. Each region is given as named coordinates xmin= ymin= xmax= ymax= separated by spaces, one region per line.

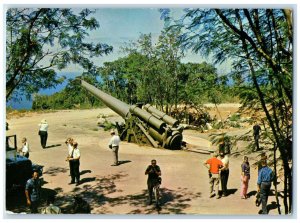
xmin=229 ymin=113 xmax=241 ymax=121
xmin=103 ymin=121 xmax=116 ymax=131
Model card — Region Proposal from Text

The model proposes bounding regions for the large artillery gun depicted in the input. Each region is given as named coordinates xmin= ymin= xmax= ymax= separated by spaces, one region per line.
xmin=80 ymin=79 xmax=183 ymax=150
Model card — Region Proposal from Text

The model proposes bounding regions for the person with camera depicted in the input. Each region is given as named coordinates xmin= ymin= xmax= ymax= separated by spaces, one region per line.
xmin=145 ymin=159 xmax=161 ymax=206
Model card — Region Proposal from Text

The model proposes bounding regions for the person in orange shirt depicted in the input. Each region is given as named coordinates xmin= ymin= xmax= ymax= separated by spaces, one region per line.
xmin=203 ymin=152 xmax=223 ymax=199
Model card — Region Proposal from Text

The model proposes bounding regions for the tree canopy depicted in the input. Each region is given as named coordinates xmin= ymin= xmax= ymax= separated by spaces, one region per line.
xmin=160 ymin=8 xmax=292 ymax=213
xmin=6 ymin=8 xmax=113 ymax=100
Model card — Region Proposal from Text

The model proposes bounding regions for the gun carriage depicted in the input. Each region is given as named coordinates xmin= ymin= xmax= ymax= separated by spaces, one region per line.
xmin=80 ymin=79 xmax=183 ymax=150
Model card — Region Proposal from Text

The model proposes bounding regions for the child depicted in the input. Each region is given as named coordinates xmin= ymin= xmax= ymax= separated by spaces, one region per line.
xmin=21 ymin=137 xmax=29 ymax=158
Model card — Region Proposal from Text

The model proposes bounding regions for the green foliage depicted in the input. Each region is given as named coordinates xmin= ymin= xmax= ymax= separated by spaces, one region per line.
xmin=103 ymin=121 xmax=116 ymax=131
xmin=209 ymin=133 xmax=234 ymax=154
xmin=98 ymin=32 xmax=238 ymax=114
xmin=161 ymin=8 xmax=292 ymax=213
xmin=229 ymin=113 xmax=241 ymax=122
xmin=6 ymin=8 xmax=112 ymax=100
xmin=32 ymin=75 xmax=104 ymax=110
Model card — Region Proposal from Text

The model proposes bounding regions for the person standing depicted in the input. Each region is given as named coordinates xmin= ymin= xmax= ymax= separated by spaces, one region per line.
xmin=20 ymin=137 xmax=29 ymax=158
xmin=41 ymin=195 xmax=61 ymax=214
xmin=65 ymin=137 xmax=74 ymax=177
xmin=67 ymin=142 xmax=81 ymax=186
xmin=257 ymin=159 xmax=274 ymax=214
xmin=108 ymin=130 xmax=120 ymax=166
xmin=145 ymin=159 xmax=161 ymax=206
xmin=38 ymin=119 xmax=49 ymax=149
xmin=241 ymin=156 xmax=250 ymax=199
xmin=203 ymin=152 xmax=223 ymax=199
xmin=219 ymin=152 xmax=229 ymax=197
xmin=25 ymin=171 xmax=42 ymax=213
xmin=253 ymin=123 xmax=261 ymax=151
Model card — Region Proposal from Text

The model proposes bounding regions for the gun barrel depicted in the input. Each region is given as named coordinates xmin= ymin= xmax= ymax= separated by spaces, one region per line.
xmin=130 ymin=105 xmax=166 ymax=131
xmin=81 ymin=80 xmax=130 ymax=118
xmin=144 ymin=104 xmax=179 ymax=127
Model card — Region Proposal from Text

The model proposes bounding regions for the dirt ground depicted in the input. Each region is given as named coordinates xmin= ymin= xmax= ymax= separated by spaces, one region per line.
xmin=5 ymin=105 xmax=283 ymax=215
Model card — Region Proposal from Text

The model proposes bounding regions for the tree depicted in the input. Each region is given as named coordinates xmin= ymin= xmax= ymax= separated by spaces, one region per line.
xmin=32 ymin=74 xmax=103 ymax=110
xmin=6 ymin=8 xmax=112 ymax=100
xmin=156 ymin=29 xmax=184 ymax=112
xmin=161 ymin=8 xmax=292 ymax=213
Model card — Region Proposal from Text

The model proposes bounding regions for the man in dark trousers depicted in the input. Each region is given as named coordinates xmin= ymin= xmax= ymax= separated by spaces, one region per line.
xmin=108 ymin=130 xmax=121 ymax=166
xmin=253 ymin=123 xmax=261 ymax=151
xmin=67 ymin=142 xmax=81 ymax=186
xmin=257 ymin=159 xmax=274 ymax=214
xmin=25 ymin=171 xmax=42 ymax=213
xmin=38 ymin=119 xmax=49 ymax=149
xmin=145 ymin=159 xmax=161 ymax=206
xmin=219 ymin=152 xmax=229 ymax=197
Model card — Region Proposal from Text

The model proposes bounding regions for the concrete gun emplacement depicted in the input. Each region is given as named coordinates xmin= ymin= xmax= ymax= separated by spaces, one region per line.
xmin=80 ymin=79 xmax=183 ymax=150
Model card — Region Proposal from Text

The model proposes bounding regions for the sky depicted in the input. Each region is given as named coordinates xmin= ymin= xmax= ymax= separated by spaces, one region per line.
xmin=5 ymin=7 xmax=232 ymax=109
xmin=58 ymin=8 xmax=231 ymax=74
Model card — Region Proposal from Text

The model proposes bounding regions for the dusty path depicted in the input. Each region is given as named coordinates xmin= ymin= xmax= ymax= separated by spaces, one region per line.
xmin=6 ymin=108 xmax=281 ymax=215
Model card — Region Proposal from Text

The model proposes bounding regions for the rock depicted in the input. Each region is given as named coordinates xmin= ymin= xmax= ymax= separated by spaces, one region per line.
xmin=206 ymin=123 xmax=213 ymax=130
xmin=97 ymin=117 xmax=107 ymax=127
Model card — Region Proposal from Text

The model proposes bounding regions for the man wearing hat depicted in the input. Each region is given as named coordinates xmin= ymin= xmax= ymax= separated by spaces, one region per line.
xmin=38 ymin=119 xmax=49 ymax=149
xmin=108 ymin=130 xmax=121 ymax=166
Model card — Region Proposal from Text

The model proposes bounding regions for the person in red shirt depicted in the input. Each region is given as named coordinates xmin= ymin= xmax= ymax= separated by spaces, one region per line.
xmin=203 ymin=152 xmax=223 ymax=199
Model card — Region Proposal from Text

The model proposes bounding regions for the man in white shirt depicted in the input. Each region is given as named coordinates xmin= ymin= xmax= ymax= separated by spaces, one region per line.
xmin=38 ymin=119 xmax=49 ymax=149
xmin=21 ymin=137 xmax=29 ymax=158
xmin=65 ymin=138 xmax=74 ymax=180
xmin=67 ymin=142 xmax=81 ymax=185
xmin=108 ymin=130 xmax=120 ymax=166
xmin=219 ymin=152 xmax=230 ymax=197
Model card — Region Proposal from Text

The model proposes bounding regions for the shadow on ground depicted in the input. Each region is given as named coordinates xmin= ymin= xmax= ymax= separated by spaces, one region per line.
xmin=80 ymin=177 xmax=96 ymax=184
xmin=226 ymin=188 xmax=238 ymax=196
xmin=43 ymin=167 xmax=68 ymax=176
xmin=6 ymin=172 xmax=202 ymax=214
xmin=6 ymin=187 xmax=57 ymax=213
xmin=247 ymin=190 xmax=257 ymax=198
xmin=118 ymin=160 xmax=131 ymax=165
xmin=45 ymin=144 xmax=62 ymax=149
xmin=267 ymin=201 xmax=279 ymax=213
xmin=80 ymin=170 xmax=92 ymax=175
xmin=57 ymin=172 xmax=202 ymax=214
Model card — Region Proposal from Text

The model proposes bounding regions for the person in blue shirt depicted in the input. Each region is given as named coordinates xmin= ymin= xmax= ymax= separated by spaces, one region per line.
xmin=257 ymin=159 xmax=274 ymax=214
xmin=25 ymin=171 xmax=42 ymax=213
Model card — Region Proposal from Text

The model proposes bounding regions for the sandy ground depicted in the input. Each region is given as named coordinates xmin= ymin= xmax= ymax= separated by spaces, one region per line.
xmin=5 ymin=106 xmax=283 ymax=215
